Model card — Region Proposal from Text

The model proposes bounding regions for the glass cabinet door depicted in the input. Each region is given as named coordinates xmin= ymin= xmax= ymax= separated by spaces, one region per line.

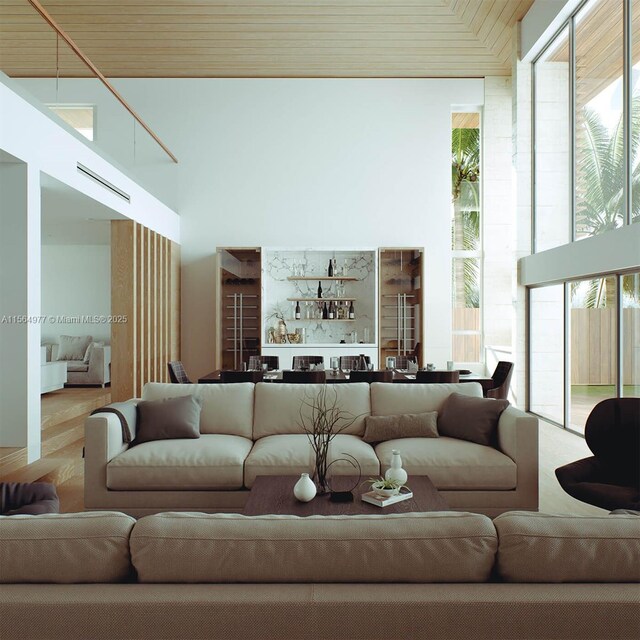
xmin=378 ymin=248 xmax=423 ymax=366
xmin=218 ymin=248 xmax=261 ymax=370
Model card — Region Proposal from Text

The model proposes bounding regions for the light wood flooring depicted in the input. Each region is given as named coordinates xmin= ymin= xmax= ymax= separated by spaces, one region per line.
xmin=1 ymin=397 xmax=605 ymax=516
xmin=0 ymin=387 xmax=111 ymax=513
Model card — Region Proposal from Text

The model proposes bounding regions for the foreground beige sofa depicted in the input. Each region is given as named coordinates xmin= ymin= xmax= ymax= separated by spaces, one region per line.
xmin=1 ymin=511 xmax=638 ymax=640
xmin=85 ymin=382 xmax=538 ymax=517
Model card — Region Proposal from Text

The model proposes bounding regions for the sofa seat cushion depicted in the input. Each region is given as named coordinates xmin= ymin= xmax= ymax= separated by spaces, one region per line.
xmin=107 ymin=434 xmax=252 ymax=490
xmin=375 ymin=438 xmax=516 ymax=490
xmin=130 ymin=512 xmax=497 ymax=583
xmin=244 ymin=434 xmax=380 ymax=489
xmin=66 ymin=360 xmax=89 ymax=373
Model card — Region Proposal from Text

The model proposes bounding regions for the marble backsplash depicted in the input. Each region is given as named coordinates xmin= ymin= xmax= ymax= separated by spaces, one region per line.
xmin=263 ymin=249 xmax=376 ymax=345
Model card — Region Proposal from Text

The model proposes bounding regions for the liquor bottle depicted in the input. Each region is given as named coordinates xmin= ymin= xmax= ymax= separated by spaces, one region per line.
xmin=348 ymin=301 xmax=355 ymax=319
xmin=317 ymin=281 xmax=323 ymax=298
xmin=328 ymin=259 xmax=333 ymax=277
xmin=322 ymin=302 xmax=328 ymax=319
xmin=332 ymin=258 xmax=337 ymax=277
xmin=359 ymin=354 xmax=367 ymax=370
xmin=328 ymin=301 xmax=335 ymax=320
xmin=337 ymin=301 xmax=345 ymax=320
xmin=295 ymin=301 xmax=301 ymax=320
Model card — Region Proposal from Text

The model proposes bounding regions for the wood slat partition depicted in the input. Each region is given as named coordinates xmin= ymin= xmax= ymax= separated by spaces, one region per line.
xmin=111 ymin=220 xmax=180 ymax=402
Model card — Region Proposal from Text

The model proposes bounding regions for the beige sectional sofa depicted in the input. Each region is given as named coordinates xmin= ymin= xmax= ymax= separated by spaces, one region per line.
xmin=85 ymin=381 xmax=538 ymax=517
xmin=1 ymin=510 xmax=638 ymax=640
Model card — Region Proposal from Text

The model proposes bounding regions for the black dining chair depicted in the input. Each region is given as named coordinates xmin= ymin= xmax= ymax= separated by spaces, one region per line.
xmin=416 ymin=370 xmax=460 ymax=383
xmin=486 ymin=361 xmax=514 ymax=399
xmin=348 ymin=370 xmax=393 ymax=383
xmin=219 ymin=370 xmax=264 ymax=383
xmin=339 ymin=355 xmax=371 ymax=371
xmin=291 ymin=355 xmax=324 ymax=370
xmin=555 ymin=398 xmax=640 ymax=511
xmin=282 ymin=370 xmax=325 ymax=384
xmin=168 ymin=361 xmax=192 ymax=384
xmin=248 ymin=355 xmax=280 ymax=371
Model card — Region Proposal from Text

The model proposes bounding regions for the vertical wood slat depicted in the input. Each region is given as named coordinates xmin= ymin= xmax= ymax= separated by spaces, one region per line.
xmin=135 ymin=223 xmax=144 ymax=397
xmin=111 ymin=221 xmax=181 ymax=399
xmin=111 ymin=221 xmax=135 ymax=402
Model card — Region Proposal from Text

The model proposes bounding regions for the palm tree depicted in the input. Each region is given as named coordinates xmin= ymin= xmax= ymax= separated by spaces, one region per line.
xmin=451 ymin=127 xmax=480 ymax=307
xmin=574 ymin=98 xmax=640 ymax=307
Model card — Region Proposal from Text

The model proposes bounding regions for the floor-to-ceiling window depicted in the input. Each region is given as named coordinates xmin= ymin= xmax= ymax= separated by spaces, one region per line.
xmin=451 ymin=112 xmax=482 ymax=363
xmin=529 ymin=0 xmax=639 ymax=432
xmin=622 ymin=271 xmax=640 ymax=394
xmin=569 ymin=276 xmax=618 ymax=433
xmin=529 ymin=285 xmax=565 ymax=425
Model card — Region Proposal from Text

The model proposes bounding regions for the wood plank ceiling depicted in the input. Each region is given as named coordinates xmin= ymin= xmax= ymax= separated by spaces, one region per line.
xmin=0 ymin=0 xmax=534 ymax=78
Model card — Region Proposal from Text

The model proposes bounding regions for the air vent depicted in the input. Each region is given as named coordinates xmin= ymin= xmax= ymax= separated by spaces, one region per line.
xmin=77 ymin=163 xmax=130 ymax=202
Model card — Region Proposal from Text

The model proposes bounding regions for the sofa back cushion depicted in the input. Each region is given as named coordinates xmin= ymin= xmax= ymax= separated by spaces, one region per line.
xmin=130 ymin=511 xmax=497 ymax=583
xmin=495 ymin=512 xmax=640 ymax=583
xmin=370 ymin=382 xmax=483 ymax=417
xmin=0 ymin=512 xmax=135 ymax=583
xmin=253 ymin=383 xmax=370 ymax=439
xmin=142 ymin=383 xmax=254 ymax=439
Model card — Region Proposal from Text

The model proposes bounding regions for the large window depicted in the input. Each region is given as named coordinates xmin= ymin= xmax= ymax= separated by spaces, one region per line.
xmin=534 ymin=27 xmax=570 ymax=251
xmin=533 ymin=0 xmax=636 ymax=247
xmin=451 ymin=113 xmax=481 ymax=362
xmin=530 ymin=285 xmax=564 ymax=424
xmin=575 ymin=0 xmax=624 ymax=240
xmin=569 ymin=276 xmax=618 ymax=434
xmin=623 ymin=272 xmax=640 ymax=394
xmin=47 ymin=104 xmax=95 ymax=141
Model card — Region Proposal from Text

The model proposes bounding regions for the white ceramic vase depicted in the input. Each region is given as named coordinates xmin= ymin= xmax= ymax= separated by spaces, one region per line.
xmin=293 ymin=473 xmax=317 ymax=502
xmin=384 ymin=449 xmax=408 ymax=485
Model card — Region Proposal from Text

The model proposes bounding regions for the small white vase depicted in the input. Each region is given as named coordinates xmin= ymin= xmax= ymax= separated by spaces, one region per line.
xmin=293 ymin=473 xmax=317 ymax=502
xmin=385 ymin=449 xmax=408 ymax=485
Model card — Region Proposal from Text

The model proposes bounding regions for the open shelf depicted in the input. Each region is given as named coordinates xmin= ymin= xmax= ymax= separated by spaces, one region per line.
xmin=287 ymin=276 xmax=358 ymax=281
xmin=290 ymin=318 xmax=356 ymax=322
xmin=287 ymin=297 xmax=356 ymax=302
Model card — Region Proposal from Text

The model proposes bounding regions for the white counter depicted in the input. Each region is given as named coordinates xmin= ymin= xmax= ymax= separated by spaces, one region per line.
xmin=262 ymin=344 xmax=378 ymax=369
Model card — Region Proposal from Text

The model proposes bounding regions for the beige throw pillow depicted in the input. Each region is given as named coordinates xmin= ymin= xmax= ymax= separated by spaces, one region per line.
xmin=56 ymin=334 xmax=93 ymax=361
xmin=83 ymin=341 xmax=104 ymax=364
xmin=363 ymin=411 xmax=439 ymax=443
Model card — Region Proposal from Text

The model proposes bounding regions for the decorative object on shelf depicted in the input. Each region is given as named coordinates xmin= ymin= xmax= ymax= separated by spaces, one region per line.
xmin=266 ymin=303 xmax=290 ymax=344
xmin=293 ymin=473 xmax=317 ymax=502
xmin=385 ymin=356 xmax=396 ymax=370
xmin=385 ymin=450 xmax=408 ymax=485
xmin=287 ymin=332 xmax=302 ymax=344
xmin=298 ymin=386 xmax=360 ymax=494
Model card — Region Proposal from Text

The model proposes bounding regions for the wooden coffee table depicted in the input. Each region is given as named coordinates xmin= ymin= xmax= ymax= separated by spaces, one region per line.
xmin=243 ymin=475 xmax=448 ymax=516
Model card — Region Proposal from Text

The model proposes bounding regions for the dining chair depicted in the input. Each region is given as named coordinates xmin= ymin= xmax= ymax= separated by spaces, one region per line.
xmin=393 ymin=355 xmax=417 ymax=369
xmin=248 ymin=355 xmax=280 ymax=371
xmin=486 ymin=361 xmax=514 ymax=399
xmin=291 ymin=355 xmax=324 ymax=370
xmin=167 ymin=361 xmax=192 ymax=384
xmin=282 ymin=370 xmax=325 ymax=384
xmin=415 ymin=370 xmax=460 ymax=383
xmin=348 ymin=370 xmax=393 ymax=383
xmin=219 ymin=370 xmax=264 ymax=383
xmin=339 ymin=355 xmax=371 ymax=370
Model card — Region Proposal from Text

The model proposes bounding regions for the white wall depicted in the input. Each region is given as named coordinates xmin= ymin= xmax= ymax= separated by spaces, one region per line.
xmin=17 ymin=77 xmax=485 ymax=378
xmin=114 ymin=79 xmax=484 ymax=377
xmin=41 ymin=245 xmax=111 ymax=344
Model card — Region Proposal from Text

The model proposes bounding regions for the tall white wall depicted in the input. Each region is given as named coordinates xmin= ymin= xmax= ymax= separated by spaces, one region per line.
xmin=17 ymin=77 xmax=486 ymax=378
xmin=41 ymin=245 xmax=111 ymax=344
xmin=25 ymin=78 xmax=483 ymax=378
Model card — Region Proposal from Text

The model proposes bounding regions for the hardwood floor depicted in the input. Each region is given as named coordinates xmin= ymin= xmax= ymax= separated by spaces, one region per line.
xmin=0 ymin=387 xmax=111 ymax=513
xmin=1 ymin=402 xmax=606 ymax=516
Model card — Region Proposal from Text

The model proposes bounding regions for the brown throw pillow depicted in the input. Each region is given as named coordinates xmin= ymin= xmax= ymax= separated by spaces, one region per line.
xmin=437 ymin=393 xmax=509 ymax=446
xmin=363 ymin=412 xmax=439 ymax=443
xmin=133 ymin=395 xmax=202 ymax=446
